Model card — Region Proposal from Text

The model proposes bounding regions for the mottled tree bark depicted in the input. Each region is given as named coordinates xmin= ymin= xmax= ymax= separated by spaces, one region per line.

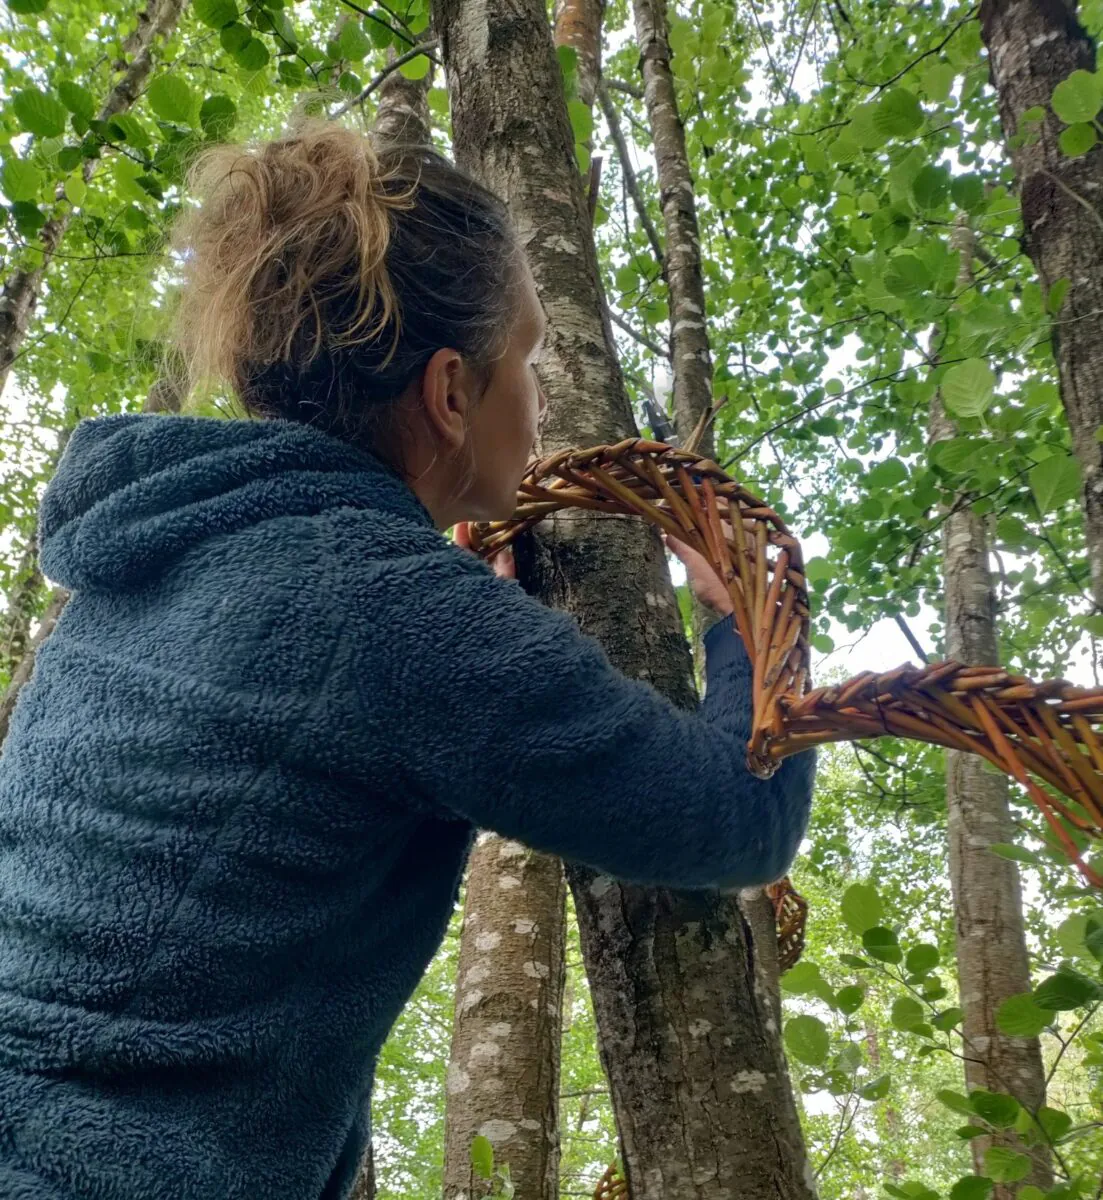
xmin=554 ymin=0 xmax=605 ymax=107
xmin=372 ymin=47 xmax=433 ymax=145
xmin=442 ymin=836 xmax=567 ymax=1199
xmin=630 ymin=0 xmax=714 ymax=457
xmin=0 ymin=0 xmax=186 ymax=396
xmin=432 ymin=0 xmax=815 ymax=1195
xmin=929 ymin=226 xmax=1050 ymax=1192
xmin=980 ymin=0 xmax=1103 ymax=606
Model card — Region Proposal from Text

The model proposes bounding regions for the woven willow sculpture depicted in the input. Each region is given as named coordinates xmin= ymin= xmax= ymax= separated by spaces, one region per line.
xmin=472 ymin=439 xmax=1103 ymax=895
xmin=592 ymin=1162 xmax=628 ymax=1200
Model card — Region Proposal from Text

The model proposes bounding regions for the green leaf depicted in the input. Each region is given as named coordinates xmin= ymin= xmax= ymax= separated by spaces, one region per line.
xmin=804 ymin=556 xmax=833 ymax=585
xmin=839 ymin=953 xmax=872 ymax=969
xmin=1037 ymin=1106 xmax=1073 ymax=1142
xmin=996 ymin=992 xmax=1050 ymax=1037
xmin=891 ymin=996 xmax=925 ymax=1031
xmin=949 ymin=1177 xmax=993 ymax=1200
xmin=982 ymin=1147 xmax=1031 ymax=1184
xmin=337 ymin=19 xmax=372 ymax=59
xmin=841 ymin=882 xmax=882 ymax=934
xmin=64 ymin=173 xmax=85 ymax=206
xmin=220 ymin=21 xmax=251 ymax=52
xmin=1029 ymin=454 xmax=1081 ymax=515
xmin=859 ymin=1073 xmax=891 ymax=1100
xmin=956 ymin=1126 xmax=989 ymax=1140
xmin=1051 ymin=69 xmax=1102 ymax=124
xmin=873 ymin=88 xmax=924 ymax=138
xmin=199 ymin=94 xmax=237 ymax=136
xmin=951 ymin=174 xmax=985 ymax=212
xmin=568 ymin=99 xmax=594 ymax=145
xmin=146 ymin=75 xmax=195 ymax=125
xmin=470 ymin=1134 xmax=494 ymax=1180
xmin=863 ymin=926 xmax=902 ymax=963
xmin=911 ymin=165 xmax=950 ymax=211
xmin=1033 ymin=966 xmax=1103 ymax=1010
xmin=987 ymin=842 xmax=1041 ymax=864
xmin=11 ymin=87 xmax=69 ymax=137
xmin=194 ymin=0 xmax=238 ymax=26
xmin=969 ymin=1090 xmax=1021 ymax=1127
xmin=835 ymin=985 xmax=865 ymax=1014
xmin=784 ymin=1015 xmax=830 ymax=1066
xmin=866 ymin=458 xmax=908 ymax=489
xmin=780 ymin=961 xmax=824 ymax=994
xmin=57 ymin=81 xmax=96 ymax=121
xmin=938 ymin=1089 xmax=975 ymax=1117
xmin=931 ymin=1006 xmax=963 ymax=1032
xmin=1059 ymin=121 xmax=1097 ymax=156
xmin=9 ymin=0 xmax=49 ymax=13
xmin=1 ymin=158 xmax=43 ymax=203
xmin=905 ymin=944 xmax=939 ymax=975
xmin=233 ymin=36 xmax=271 ymax=70
xmin=1047 ymin=277 xmax=1070 ymax=314
xmin=942 ymin=358 xmax=995 ymax=419
xmin=884 ymin=252 xmax=932 ymax=298
xmin=11 ymin=200 xmax=47 ymax=238
xmin=400 ymin=53 xmax=431 ymax=80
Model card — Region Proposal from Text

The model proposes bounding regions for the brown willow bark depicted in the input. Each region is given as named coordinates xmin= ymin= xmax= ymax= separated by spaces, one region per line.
xmin=0 ymin=0 xmax=186 ymax=395
xmin=979 ymin=0 xmax=1103 ymax=607
xmin=929 ymin=225 xmax=1050 ymax=1192
xmin=630 ymin=0 xmax=714 ymax=457
xmin=432 ymin=0 xmax=814 ymax=1195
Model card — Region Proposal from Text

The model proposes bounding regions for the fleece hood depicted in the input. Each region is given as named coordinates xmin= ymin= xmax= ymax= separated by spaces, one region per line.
xmin=38 ymin=413 xmax=433 ymax=593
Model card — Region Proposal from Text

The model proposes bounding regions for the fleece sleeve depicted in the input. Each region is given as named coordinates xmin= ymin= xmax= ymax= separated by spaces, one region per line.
xmin=342 ymin=547 xmax=816 ymax=891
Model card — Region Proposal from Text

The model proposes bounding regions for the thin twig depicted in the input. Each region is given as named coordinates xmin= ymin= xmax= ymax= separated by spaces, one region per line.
xmin=597 ymin=82 xmax=665 ymax=270
xmin=331 ymin=38 xmax=439 ymax=116
xmin=609 ymin=306 xmax=668 ymax=357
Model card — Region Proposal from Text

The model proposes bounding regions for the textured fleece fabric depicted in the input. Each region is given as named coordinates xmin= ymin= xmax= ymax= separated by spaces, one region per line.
xmin=0 ymin=413 xmax=815 ymax=1200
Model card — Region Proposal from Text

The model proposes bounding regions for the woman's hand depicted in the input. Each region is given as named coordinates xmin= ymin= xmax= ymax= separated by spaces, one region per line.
xmin=453 ymin=521 xmax=517 ymax=580
xmin=665 ymin=532 xmax=734 ymax=617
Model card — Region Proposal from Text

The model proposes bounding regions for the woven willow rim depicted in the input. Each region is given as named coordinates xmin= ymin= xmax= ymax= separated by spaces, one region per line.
xmin=472 ymin=438 xmax=1103 ymax=889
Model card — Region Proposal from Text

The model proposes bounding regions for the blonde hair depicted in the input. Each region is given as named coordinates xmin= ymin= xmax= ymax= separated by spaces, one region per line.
xmin=168 ymin=121 xmax=521 ymax=460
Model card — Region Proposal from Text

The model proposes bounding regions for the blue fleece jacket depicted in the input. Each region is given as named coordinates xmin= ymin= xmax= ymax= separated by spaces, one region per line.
xmin=0 ymin=413 xmax=814 ymax=1200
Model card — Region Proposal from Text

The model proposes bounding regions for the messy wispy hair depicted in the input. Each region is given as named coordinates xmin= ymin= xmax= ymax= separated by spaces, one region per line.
xmin=170 ymin=121 xmax=522 ymax=462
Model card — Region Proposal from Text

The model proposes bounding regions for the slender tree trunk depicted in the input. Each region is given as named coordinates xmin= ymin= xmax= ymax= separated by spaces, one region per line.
xmin=0 ymin=0 xmax=186 ymax=396
xmin=442 ymin=836 xmax=567 ymax=1199
xmin=554 ymin=0 xmax=604 ymax=106
xmin=929 ymin=225 xmax=1050 ymax=1192
xmin=432 ymin=0 xmax=815 ymax=1196
xmin=979 ymin=0 xmax=1103 ymax=607
xmin=372 ymin=47 xmax=433 ymax=145
xmin=630 ymin=0 xmax=714 ymax=457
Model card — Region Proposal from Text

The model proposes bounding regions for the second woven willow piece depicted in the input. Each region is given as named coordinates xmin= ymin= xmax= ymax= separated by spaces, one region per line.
xmin=472 ymin=438 xmax=1103 ymax=889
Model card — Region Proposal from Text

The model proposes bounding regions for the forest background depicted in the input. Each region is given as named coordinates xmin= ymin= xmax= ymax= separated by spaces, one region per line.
xmin=1 ymin=0 xmax=1103 ymax=1195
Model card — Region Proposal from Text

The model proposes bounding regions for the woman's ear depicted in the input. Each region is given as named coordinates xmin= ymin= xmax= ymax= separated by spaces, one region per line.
xmin=420 ymin=347 xmax=472 ymax=451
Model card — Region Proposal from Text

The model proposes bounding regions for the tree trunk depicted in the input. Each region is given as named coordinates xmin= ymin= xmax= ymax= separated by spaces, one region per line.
xmin=442 ymin=835 xmax=567 ymax=1199
xmin=554 ymin=0 xmax=604 ymax=107
xmin=372 ymin=47 xmax=433 ymax=145
xmin=0 ymin=0 xmax=186 ymax=396
xmin=929 ymin=225 xmax=1050 ymax=1192
xmin=979 ymin=0 xmax=1103 ymax=607
xmin=630 ymin=0 xmax=714 ymax=457
xmin=432 ymin=0 xmax=815 ymax=1196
